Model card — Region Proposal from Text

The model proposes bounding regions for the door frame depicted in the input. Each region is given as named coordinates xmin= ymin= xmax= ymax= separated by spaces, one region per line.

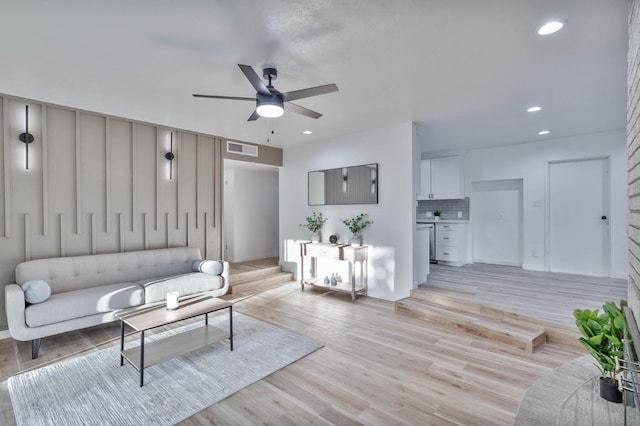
xmin=545 ymin=156 xmax=610 ymax=276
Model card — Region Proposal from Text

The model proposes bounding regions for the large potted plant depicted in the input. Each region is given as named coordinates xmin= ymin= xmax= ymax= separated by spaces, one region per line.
xmin=573 ymin=300 xmax=627 ymax=403
xmin=300 ymin=211 xmax=327 ymax=243
xmin=341 ymin=213 xmax=373 ymax=247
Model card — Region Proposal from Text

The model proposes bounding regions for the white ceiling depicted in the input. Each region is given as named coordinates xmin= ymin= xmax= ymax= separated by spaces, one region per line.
xmin=0 ymin=0 xmax=628 ymax=152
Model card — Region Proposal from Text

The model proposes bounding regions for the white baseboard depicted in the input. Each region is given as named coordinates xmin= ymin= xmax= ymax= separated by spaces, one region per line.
xmin=522 ymin=263 xmax=545 ymax=272
xmin=614 ymin=272 xmax=628 ymax=280
xmin=473 ymin=259 xmax=522 ymax=267
xmin=0 ymin=329 xmax=11 ymax=340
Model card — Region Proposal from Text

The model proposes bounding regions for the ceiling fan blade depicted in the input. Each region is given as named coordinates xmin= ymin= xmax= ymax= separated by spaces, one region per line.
xmin=286 ymin=102 xmax=322 ymax=119
xmin=238 ymin=64 xmax=271 ymax=96
xmin=192 ymin=94 xmax=255 ymax=101
xmin=248 ymin=110 xmax=260 ymax=121
xmin=282 ymin=83 xmax=338 ymax=102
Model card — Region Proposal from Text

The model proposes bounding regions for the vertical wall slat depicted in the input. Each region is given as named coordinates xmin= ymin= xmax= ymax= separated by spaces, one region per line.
xmin=131 ymin=123 xmax=137 ymax=232
xmin=118 ymin=213 xmax=125 ymax=252
xmin=75 ymin=111 xmax=82 ymax=234
xmin=155 ymin=127 xmax=161 ymax=231
xmin=143 ymin=212 xmax=149 ymax=250
xmin=105 ymin=117 xmax=111 ymax=234
xmin=91 ymin=213 xmax=97 ymax=255
xmin=186 ymin=212 xmax=191 ymax=247
xmin=176 ymin=131 xmax=181 ymax=229
xmin=24 ymin=214 xmax=31 ymax=260
xmin=166 ymin=212 xmax=170 ymax=247
xmin=3 ymin=97 xmax=11 ymax=238
xmin=204 ymin=212 xmax=208 ymax=259
xmin=195 ymin=135 xmax=200 ymax=229
xmin=42 ymin=105 xmax=49 ymax=236
xmin=59 ymin=213 xmax=66 ymax=257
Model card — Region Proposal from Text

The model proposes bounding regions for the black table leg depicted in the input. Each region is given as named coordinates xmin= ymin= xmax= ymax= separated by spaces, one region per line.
xmin=205 ymin=312 xmax=208 ymax=325
xmin=120 ymin=320 xmax=125 ymax=366
xmin=139 ymin=330 xmax=145 ymax=387
xmin=229 ymin=305 xmax=233 ymax=351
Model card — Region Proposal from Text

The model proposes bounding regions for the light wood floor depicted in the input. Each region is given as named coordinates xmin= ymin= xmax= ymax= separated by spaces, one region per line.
xmin=0 ymin=263 xmax=620 ymax=425
xmin=426 ymin=263 xmax=628 ymax=325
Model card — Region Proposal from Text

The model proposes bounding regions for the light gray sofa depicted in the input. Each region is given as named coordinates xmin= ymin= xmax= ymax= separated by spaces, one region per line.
xmin=5 ymin=247 xmax=229 ymax=358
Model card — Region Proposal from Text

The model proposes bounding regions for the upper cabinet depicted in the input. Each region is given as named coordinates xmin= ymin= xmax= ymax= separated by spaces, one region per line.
xmin=418 ymin=155 xmax=464 ymax=200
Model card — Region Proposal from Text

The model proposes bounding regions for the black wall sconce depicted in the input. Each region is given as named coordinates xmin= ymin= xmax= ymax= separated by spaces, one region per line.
xmin=19 ymin=105 xmax=35 ymax=170
xmin=165 ymin=131 xmax=175 ymax=180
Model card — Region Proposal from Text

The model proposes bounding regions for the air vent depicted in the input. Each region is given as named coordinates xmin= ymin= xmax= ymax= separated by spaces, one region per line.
xmin=227 ymin=141 xmax=258 ymax=157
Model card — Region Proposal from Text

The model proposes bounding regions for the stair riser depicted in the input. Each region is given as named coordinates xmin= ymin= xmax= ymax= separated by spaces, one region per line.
xmin=230 ymin=273 xmax=294 ymax=294
xmin=230 ymin=265 xmax=283 ymax=284
xmin=396 ymin=301 xmax=545 ymax=353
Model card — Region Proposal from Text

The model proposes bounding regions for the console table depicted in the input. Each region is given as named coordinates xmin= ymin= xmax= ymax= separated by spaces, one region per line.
xmin=299 ymin=242 xmax=368 ymax=301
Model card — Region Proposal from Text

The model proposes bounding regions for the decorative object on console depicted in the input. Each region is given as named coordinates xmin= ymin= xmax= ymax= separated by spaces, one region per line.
xmin=323 ymin=276 xmax=329 ymax=284
xmin=573 ymin=300 xmax=627 ymax=403
xmin=341 ymin=213 xmax=373 ymax=247
xmin=329 ymin=235 xmax=338 ymax=244
xmin=19 ymin=105 xmax=35 ymax=170
xmin=300 ymin=210 xmax=328 ymax=243
xmin=330 ymin=273 xmax=337 ymax=286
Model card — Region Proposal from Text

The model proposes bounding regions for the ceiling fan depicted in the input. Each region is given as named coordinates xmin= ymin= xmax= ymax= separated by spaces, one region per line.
xmin=193 ymin=64 xmax=338 ymax=121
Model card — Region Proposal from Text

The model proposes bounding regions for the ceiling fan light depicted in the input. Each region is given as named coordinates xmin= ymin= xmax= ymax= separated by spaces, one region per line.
xmin=256 ymin=99 xmax=284 ymax=118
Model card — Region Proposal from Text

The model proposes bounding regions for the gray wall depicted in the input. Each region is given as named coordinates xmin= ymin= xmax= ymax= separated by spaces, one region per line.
xmin=629 ymin=0 xmax=640 ymax=325
xmin=0 ymin=94 xmax=224 ymax=329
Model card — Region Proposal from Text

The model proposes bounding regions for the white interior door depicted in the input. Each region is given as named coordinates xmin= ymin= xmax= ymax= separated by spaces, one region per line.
xmin=549 ymin=158 xmax=609 ymax=276
xmin=471 ymin=179 xmax=523 ymax=266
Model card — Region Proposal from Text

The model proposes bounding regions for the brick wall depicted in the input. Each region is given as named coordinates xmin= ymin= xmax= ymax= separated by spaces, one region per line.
xmin=628 ymin=0 xmax=640 ymax=323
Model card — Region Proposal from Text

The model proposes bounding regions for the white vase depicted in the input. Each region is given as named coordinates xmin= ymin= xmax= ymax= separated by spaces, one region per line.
xmin=350 ymin=235 xmax=362 ymax=247
xmin=311 ymin=232 xmax=321 ymax=243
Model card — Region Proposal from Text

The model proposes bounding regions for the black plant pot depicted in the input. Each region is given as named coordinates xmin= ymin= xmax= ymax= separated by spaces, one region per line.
xmin=599 ymin=377 xmax=622 ymax=403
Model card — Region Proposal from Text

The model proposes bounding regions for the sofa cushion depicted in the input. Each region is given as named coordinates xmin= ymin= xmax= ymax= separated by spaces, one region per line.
xmin=15 ymin=247 xmax=202 ymax=294
xmin=139 ymin=272 xmax=224 ymax=304
xmin=192 ymin=260 xmax=224 ymax=275
xmin=25 ymin=282 xmax=144 ymax=327
xmin=22 ymin=280 xmax=51 ymax=304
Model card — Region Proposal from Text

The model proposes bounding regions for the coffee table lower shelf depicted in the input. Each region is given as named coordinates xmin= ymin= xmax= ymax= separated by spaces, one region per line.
xmin=121 ymin=325 xmax=228 ymax=370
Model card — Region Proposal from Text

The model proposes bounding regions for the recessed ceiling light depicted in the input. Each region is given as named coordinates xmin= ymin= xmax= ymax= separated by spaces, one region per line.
xmin=527 ymin=106 xmax=542 ymax=113
xmin=303 ymin=130 xmax=312 ymax=135
xmin=538 ymin=130 xmax=550 ymax=135
xmin=537 ymin=20 xmax=565 ymax=36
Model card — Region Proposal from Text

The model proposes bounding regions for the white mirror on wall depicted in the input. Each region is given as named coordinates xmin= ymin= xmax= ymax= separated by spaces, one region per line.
xmin=308 ymin=163 xmax=378 ymax=205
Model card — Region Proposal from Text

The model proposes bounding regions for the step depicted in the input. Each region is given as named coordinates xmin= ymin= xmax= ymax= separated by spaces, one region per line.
xmin=395 ymin=297 xmax=547 ymax=353
xmin=230 ymin=265 xmax=284 ymax=284
xmin=409 ymin=287 xmax=582 ymax=350
xmin=229 ymin=271 xmax=294 ymax=294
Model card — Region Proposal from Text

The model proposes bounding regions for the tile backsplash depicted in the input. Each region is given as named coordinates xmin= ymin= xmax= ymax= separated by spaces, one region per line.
xmin=417 ymin=197 xmax=470 ymax=220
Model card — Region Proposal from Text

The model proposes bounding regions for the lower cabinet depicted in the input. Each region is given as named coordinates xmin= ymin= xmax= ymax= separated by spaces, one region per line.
xmin=435 ymin=222 xmax=468 ymax=266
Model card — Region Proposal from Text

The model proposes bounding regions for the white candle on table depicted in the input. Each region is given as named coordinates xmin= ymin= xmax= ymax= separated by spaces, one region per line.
xmin=166 ymin=292 xmax=180 ymax=310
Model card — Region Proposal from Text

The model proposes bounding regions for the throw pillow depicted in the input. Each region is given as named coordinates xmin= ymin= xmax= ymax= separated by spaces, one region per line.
xmin=195 ymin=260 xmax=223 ymax=275
xmin=21 ymin=280 xmax=52 ymax=304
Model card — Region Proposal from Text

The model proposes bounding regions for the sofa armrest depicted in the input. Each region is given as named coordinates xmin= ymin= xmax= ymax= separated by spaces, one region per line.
xmin=5 ymin=283 xmax=30 ymax=341
xmin=221 ymin=261 xmax=230 ymax=294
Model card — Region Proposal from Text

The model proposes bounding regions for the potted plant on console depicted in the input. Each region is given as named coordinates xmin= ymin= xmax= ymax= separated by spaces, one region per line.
xmin=341 ymin=213 xmax=373 ymax=247
xmin=433 ymin=209 xmax=441 ymax=221
xmin=573 ymin=300 xmax=627 ymax=403
xmin=300 ymin=210 xmax=327 ymax=243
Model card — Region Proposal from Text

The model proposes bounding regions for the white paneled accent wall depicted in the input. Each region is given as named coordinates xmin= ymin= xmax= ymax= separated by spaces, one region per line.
xmin=0 ymin=94 xmax=224 ymax=329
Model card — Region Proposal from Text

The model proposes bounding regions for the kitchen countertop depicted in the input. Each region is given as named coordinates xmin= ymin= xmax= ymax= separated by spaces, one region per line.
xmin=416 ymin=219 xmax=469 ymax=223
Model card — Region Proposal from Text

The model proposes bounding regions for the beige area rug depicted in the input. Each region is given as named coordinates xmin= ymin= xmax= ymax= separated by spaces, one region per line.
xmin=514 ymin=355 xmax=625 ymax=425
xmin=8 ymin=313 xmax=323 ymax=426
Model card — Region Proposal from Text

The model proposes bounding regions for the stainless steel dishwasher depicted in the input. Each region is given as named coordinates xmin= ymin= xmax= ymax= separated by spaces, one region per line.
xmin=428 ymin=224 xmax=436 ymax=263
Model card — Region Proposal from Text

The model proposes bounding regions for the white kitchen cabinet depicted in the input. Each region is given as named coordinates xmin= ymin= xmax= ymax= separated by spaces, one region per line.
xmin=418 ymin=155 xmax=464 ymax=200
xmin=435 ymin=222 xmax=468 ymax=266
